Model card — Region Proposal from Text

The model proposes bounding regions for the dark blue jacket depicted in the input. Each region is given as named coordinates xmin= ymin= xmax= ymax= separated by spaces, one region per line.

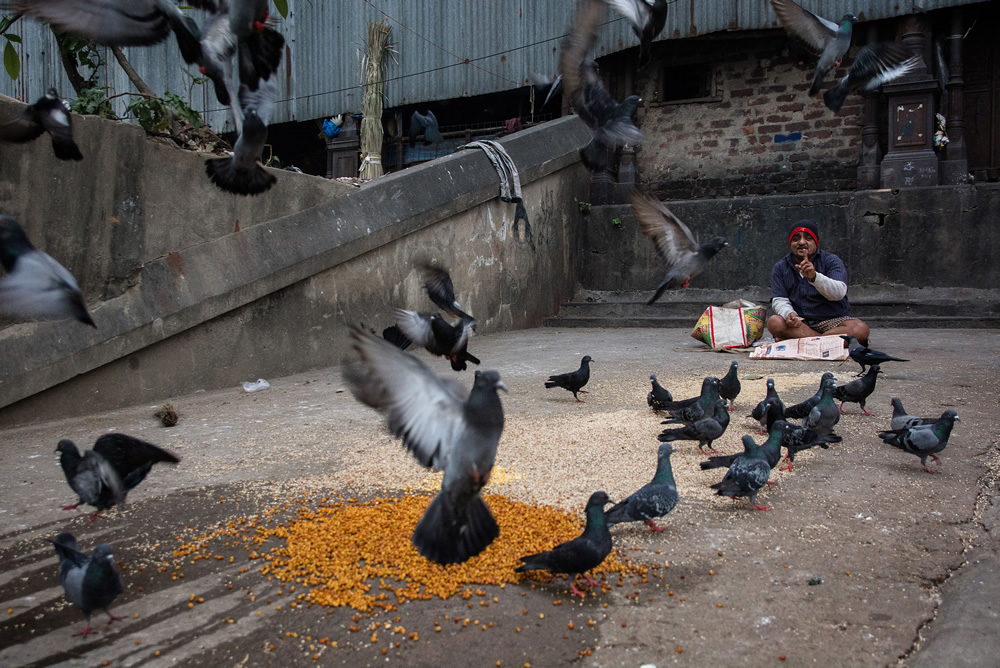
xmin=770 ymin=250 xmax=851 ymax=326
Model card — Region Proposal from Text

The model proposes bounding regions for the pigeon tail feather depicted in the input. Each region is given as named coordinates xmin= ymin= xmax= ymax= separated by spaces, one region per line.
xmin=412 ymin=491 xmax=498 ymax=565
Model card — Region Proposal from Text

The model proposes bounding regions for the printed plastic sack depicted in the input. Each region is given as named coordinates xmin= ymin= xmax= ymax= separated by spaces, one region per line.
xmin=750 ymin=335 xmax=850 ymax=361
xmin=690 ymin=299 xmax=766 ymax=349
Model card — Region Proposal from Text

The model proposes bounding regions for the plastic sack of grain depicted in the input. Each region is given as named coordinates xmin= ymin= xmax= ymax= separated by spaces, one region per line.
xmin=690 ymin=299 xmax=766 ymax=349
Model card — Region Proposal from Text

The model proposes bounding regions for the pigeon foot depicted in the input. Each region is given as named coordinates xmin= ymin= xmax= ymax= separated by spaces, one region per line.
xmin=61 ymin=503 xmax=81 ymax=511
xmin=838 ymin=403 xmax=845 ymax=415
xmin=644 ymin=519 xmax=666 ymax=532
xmin=779 ymin=461 xmax=793 ymax=471
xmin=861 ymin=408 xmax=872 ymax=416
xmin=73 ymin=624 xmax=95 ymax=637
xmin=766 ymin=480 xmax=778 ymax=486
xmin=752 ymin=504 xmax=771 ymax=511
xmin=87 ymin=511 xmax=103 ymax=523
xmin=106 ymin=611 xmax=124 ymax=624
xmin=569 ymin=579 xmax=588 ymax=597
xmin=582 ymin=573 xmax=601 ymax=587
xmin=930 ymin=455 xmax=942 ymax=464
xmin=923 ymin=466 xmax=940 ymax=474
xmin=727 ymin=406 xmax=736 ymax=412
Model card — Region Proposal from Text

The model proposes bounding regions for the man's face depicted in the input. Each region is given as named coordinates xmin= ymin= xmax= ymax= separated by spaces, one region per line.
xmin=789 ymin=231 xmax=817 ymax=260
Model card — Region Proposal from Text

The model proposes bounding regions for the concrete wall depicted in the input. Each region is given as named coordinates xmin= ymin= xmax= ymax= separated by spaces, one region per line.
xmin=0 ymin=98 xmax=590 ymax=425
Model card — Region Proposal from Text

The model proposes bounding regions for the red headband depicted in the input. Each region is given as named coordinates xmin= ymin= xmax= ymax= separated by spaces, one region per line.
xmin=788 ymin=226 xmax=818 ymax=247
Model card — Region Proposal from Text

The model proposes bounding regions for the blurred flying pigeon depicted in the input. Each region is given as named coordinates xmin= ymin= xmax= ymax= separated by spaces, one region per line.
xmin=749 ymin=378 xmax=784 ymax=434
xmin=409 ymin=110 xmax=443 ymax=147
xmin=56 ymin=433 xmax=180 ymax=517
xmin=418 ymin=260 xmax=475 ymax=323
xmin=527 ymin=72 xmax=562 ymax=110
xmin=710 ymin=435 xmax=772 ymax=510
xmin=824 ymin=43 xmax=922 ymax=113
xmin=631 ymin=189 xmax=727 ymax=302
xmin=606 ymin=443 xmax=678 ymax=532
xmin=779 ymin=418 xmax=843 ymax=471
xmin=515 ymin=491 xmax=613 ymax=596
xmin=890 ymin=397 xmax=939 ymax=431
xmin=225 ymin=0 xmax=285 ymax=88
xmin=832 ymin=365 xmax=881 ymax=415
xmin=647 ymin=374 xmax=673 ymax=410
xmin=701 ymin=420 xmax=786 ymax=473
xmin=205 ymin=76 xmax=277 ymax=196
xmin=394 ymin=308 xmax=480 ymax=372
xmin=659 ymin=398 xmax=729 ymax=453
xmin=841 ymin=336 xmax=908 ymax=376
xmin=191 ymin=0 xmax=239 ymax=109
xmin=545 ymin=355 xmax=593 ymax=402
xmin=783 ymin=372 xmax=835 ymax=419
xmin=878 ymin=410 xmax=960 ymax=473
xmin=342 ymin=326 xmax=505 ymax=565
xmin=0 ymin=216 xmax=94 ymax=326
xmin=380 ymin=324 xmax=412 ymax=351
xmin=0 ymin=88 xmax=83 ymax=160
xmin=606 ymin=0 xmax=668 ymax=69
xmin=719 ymin=360 xmax=741 ymax=411
xmin=558 ymin=0 xmax=643 ymax=171
xmin=48 ymin=533 xmax=124 ymax=637
xmin=770 ymin=0 xmax=857 ymax=96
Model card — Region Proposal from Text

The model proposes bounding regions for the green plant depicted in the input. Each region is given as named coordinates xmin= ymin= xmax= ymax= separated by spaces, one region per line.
xmin=69 ymin=87 xmax=116 ymax=119
xmin=611 ymin=217 xmax=622 ymax=228
xmin=2 ymin=15 xmax=20 ymax=80
xmin=125 ymin=91 xmax=202 ymax=133
xmin=577 ymin=201 xmax=592 ymax=215
xmin=55 ymin=33 xmax=103 ymax=87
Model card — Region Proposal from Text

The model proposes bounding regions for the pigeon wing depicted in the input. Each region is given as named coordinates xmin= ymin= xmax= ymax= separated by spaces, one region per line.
xmin=770 ymin=0 xmax=838 ymax=54
xmin=12 ymin=0 xmax=174 ymax=46
xmin=630 ymin=189 xmax=699 ymax=267
xmin=393 ymin=308 xmax=437 ymax=349
xmin=558 ymin=0 xmax=605 ymax=107
xmin=0 ymin=106 xmax=45 ymax=143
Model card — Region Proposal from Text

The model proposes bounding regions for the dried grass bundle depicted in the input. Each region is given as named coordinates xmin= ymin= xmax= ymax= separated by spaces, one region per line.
xmin=359 ymin=20 xmax=394 ymax=180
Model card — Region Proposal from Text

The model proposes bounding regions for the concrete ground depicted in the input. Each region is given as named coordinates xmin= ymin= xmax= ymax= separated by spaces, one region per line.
xmin=0 ymin=327 xmax=997 ymax=667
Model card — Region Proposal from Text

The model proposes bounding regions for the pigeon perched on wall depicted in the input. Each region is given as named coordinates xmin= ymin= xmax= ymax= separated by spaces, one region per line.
xmin=56 ymin=434 xmax=180 ymax=517
xmin=559 ymin=0 xmax=643 ymax=172
xmin=878 ymin=410 xmax=960 ymax=473
xmin=719 ymin=360 xmax=741 ymax=411
xmin=832 ymin=365 xmax=881 ymax=415
xmin=630 ymin=189 xmax=727 ymax=302
xmin=48 ymin=533 xmax=124 ymax=637
xmin=0 ymin=216 xmax=95 ymax=326
xmin=710 ymin=435 xmax=772 ymax=510
xmin=783 ymin=372 xmax=835 ymax=419
xmin=515 ymin=491 xmax=613 ymax=596
xmin=701 ymin=420 xmax=787 ymax=475
xmin=394 ymin=308 xmax=480 ymax=371
xmin=770 ymin=0 xmax=857 ymax=96
xmin=545 ymin=355 xmax=593 ymax=402
xmin=841 ymin=336 xmax=908 ymax=376
xmin=606 ymin=0 xmax=668 ymax=69
xmin=418 ymin=260 xmax=475 ymax=323
xmin=205 ymin=76 xmax=278 ymax=196
xmin=890 ymin=398 xmax=939 ymax=431
xmin=343 ymin=326 xmax=505 ymax=565
xmin=606 ymin=443 xmax=678 ymax=532
xmin=749 ymin=378 xmax=784 ymax=434
xmin=647 ymin=374 xmax=673 ymax=410
xmin=823 ymin=43 xmax=922 ymax=112
xmin=659 ymin=398 xmax=729 ymax=453
xmin=409 ymin=110 xmax=443 ymax=147
xmin=0 ymin=88 xmax=83 ymax=160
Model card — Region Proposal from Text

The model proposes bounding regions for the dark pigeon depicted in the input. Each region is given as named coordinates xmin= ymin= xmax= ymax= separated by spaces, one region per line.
xmin=380 ymin=324 xmax=412 ymax=351
xmin=394 ymin=308 xmax=480 ymax=371
xmin=192 ymin=0 xmax=239 ymax=109
xmin=841 ymin=336 xmax=908 ymax=376
xmin=545 ymin=355 xmax=593 ymax=402
xmin=890 ymin=397 xmax=939 ymax=431
xmin=710 ymin=435 xmax=772 ymax=510
xmin=342 ymin=326 xmax=505 ymax=565
xmin=719 ymin=360 xmax=741 ymax=411
xmin=770 ymin=0 xmax=857 ymax=96
xmin=606 ymin=0 xmax=668 ymax=69
xmin=779 ymin=418 xmax=843 ymax=471
xmin=48 ymin=533 xmax=124 ymax=637
xmin=832 ymin=365 xmax=881 ymax=415
xmin=878 ymin=410 xmax=960 ymax=474
xmin=206 ymin=76 xmax=278 ymax=196
xmin=749 ymin=378 xmax=784 ymax=434
xmin=0 ymin=88 xmax=83 ymax=160
xmin=0 ymin=216 xmax=95 ymax=326
xmin=224 ymin=0 xmax=285 ymax=89
xmin=660 ymin=377 xmax=721 ymax=425
xmin=418 ymin=260 xmax=475 ymax=323
xmin=631 ymin=189 xmax=727 ymax=302
xmin=606 ymin=443 xmax=678 ymax=532
xmin=409 ymin=110 xmax=443 ymax=147
xmin=515 ymin=491 xmax=613 ymax=597
xmin=783 ymin=372 xmax=835 ymax=419
xmin=701 ymin=419 xmax=786 ymax=474
xmin=654 ymin=376 xmax=714 ymax=413
xmin=802 ymin=376 xmax=841 ymax=435
xmin=824 ymin=43 xmax=922 ymax=113
xmin=647 ymin=374 xmax=673 ymax=410
xmin=659 ymin=399 xmax=729 ymax=454
xmin=558 ymin=0 xmax=643 ymax=172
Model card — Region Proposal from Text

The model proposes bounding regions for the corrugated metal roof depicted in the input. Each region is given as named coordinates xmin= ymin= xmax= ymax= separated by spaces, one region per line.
xmin=0 ymin=0 xmax=984 ymax=132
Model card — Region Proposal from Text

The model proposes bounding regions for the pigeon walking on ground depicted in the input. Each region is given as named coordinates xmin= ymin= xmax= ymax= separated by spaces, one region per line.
xmin=418 ymin=261 xmax=475 ymax=323
xmin=545 ymin=355 xmax=593 ymax=402
xmin=660 ymin=377 xmax=722 ymax=425
xmin=890 ymin=398 xmax=939 ymax=431
xmin=394 ymin=308 xmax=480 ymax=371
xmin=749 ymin=378 xmax=784 ymax=434
xmin=701 ymin=420 xmax=786 ymax=474
xmin=647 ymin=374 xmax=673 ymax=410
xmin=832 ymin=365 xmax=881 ymax=415
xmin=606 ymin=0 xmax=668 ymax=69
xmin=841 ymin=336 xmax=908 ymax=376
xmin=0 ymin=216 xmax=95 ymax=326
xmin=770 ymin=0 xmax=857 ymax=96
xmin=515 ymin=491 xmax=613 ymax=596
xmin=783 ymin=372 xmax=835 ymax=419
xmin=56 ymin=434 xmax=180 ymax=517
xmin=48 ymin=533 xmax=124 ymax=637
xmin=659 ymin=399 xmax=729 ymax=453
xmin=823 ymin=43 xmax=922 ymax=112
xmin=606 ymin=443 xmax=678 ymax=532
xmin=205 ymin=76 xmax=278 ymax=196
xmin=0 ymin=88 xmax=83 ymax=160
xmin=878 ymin=410 xmax=960 ymax=474
xmin=631 ymin=189 xmax=727 ymax=302
xmin=802 ymin=376 xmax=841 ymax=436
xmin=342 ymin=326 xmax=505 ymax=565
xmin=710 ymin=435 xmax=773 ymax=511
xmin=779 ymin=418 xmax=843 ymax=471
xmin=719 ymin=360 xmax=741 ymax=411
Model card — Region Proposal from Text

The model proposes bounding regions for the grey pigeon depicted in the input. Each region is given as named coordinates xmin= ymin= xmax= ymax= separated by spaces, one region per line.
xmin=779 ymin=418 xmax=843 ymax=471
xmin=606 ymin=0 xmax=668 ymax=69
xmin=647 ymin=374 xmax=673 ymax=410
xmin=394 ymin=308 xmax=480 ymax=371
xmin=659 ymin=398 xmax=729 ymax=453
xmin=418 ymin=260 xmax=475 ymax=323
xmin=749 ymin=378 xmax=784 ymax=434
xmin=771 ymin=0 xmax=857 ymax=96
xmin=832 ymin=365 xmax=881 ymax=415
xmin=702 ymin=421 xmax=788 ymax=478
xmin=802 ymin=376 xmax=840 ymax=436
xmin=0 ymin=88 xmax=82 ymax=160
xmin=631 ymin=189 xmax=727 ymax=302
xmin=710 ymin=435 xmax=772 ymax=510
xmin=56 ymin=434 xmax=180 ymax=517
xmin=0 ymin=216 xmax=94 ymax=326
xmin=606 ymin=443 xmax=678 ymax=532
xmin=48 ymin=533 xmax=124 ymax=637
xmin=218 ymin=0 xmax=284 ymax=89
xmin=841 ymin=335 xmax=908 ymax=376
xmin=890 ymin=397 xmax=939 ymax=431
xmin=205 ymin=76 xmax=277 ymax=196
xmin=558 ymin=0 xmax=643 ymax=172
xmin=191 ymin=0 xmax=239 ymax=110
xmin=878 ymin=410 xmax=960 ymax=474
xmin=783 ymin=372 xmax=835 ymax=419
xmin=515 ymin=491 xmax=613 ymax=597
xmin=342 ymin=326 xmax=505 ymax=565
xmin=719 ymin=360 xmax=741 ymax=411
xmin=409 ymin=110 xmax=443 ymax=146
xmin=545 ymin=355 xmax=593 ymax=402
xmin=824 ymin=43 xmax=922 ymax=112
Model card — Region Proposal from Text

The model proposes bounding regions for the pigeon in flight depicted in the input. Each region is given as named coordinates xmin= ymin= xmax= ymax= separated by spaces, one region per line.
xmin=0 ymin=88 xmax=83 ymax=160
xmin=56 ymin=434 xmax=180 ymax=517
xmin=749 ymin=378 xmax=784 ymax=435
xmin=823 ymin=43 xmax=922 ymax=112
xmin=343 ymin=326 xmax=506 ymax=565
xmin=878 ymin=410 xmax=960 ymax=474
xmin=770 ymin=0 xmax=857 ymax=96
xmin=516 ymin=491 xmax=613 ymax=596
xmin=418 ymin=260 xmax=475 ymax=323
xmin=409 ymin=110 xmax=443 ymax=147
xmin=710 ymin=435 xmax=773 ymax=510
xmin=646 ymin=374 xmax=673 ymax=410
xmin=205 ymin=75 xmax=278 ymax=196
xmin=225 ymin=0 xmax=285 ymax=89
xmin=394 ymin=308 xmax=480 ymax=372
xmin=527 ymin=72 xmax=563 ymax=110
xmin=832 ymin=365 xmax=881 ymax=415
xmin=841 ymin=336 xmax=908 ymax=376
xmin=783 ymin=372 xmax=835 ymax=420
xmin=0 ymin=216 xmax=94 ymax=326
xmin=558 ymin=0 xmax=643 ymax=172
xmin=606 ymin=0 xmax=668 ymax=69
xmin=606 ymin=443 xmax=678 ymax=532
xmin=719 ymin=360 xmax=741 ymax=411
xmin=631 ymin=189 xmax=727 ymax=302
xmin=190 ymin=0 xmax=240 ymax=109
xmin=48 ymin=533 xmax=124 ymax=637
xmin=545 ymin=355 xmax=593 ymax=402
xmin=658 ymin=398 xmax=729 ymax=453
xmin=889 ymin=398 xmax=939 ymax=431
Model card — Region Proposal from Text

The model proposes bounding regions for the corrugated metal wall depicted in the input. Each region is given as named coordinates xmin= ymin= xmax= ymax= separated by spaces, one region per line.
xmin=0 ymin=0 xmax=984 ymax=132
